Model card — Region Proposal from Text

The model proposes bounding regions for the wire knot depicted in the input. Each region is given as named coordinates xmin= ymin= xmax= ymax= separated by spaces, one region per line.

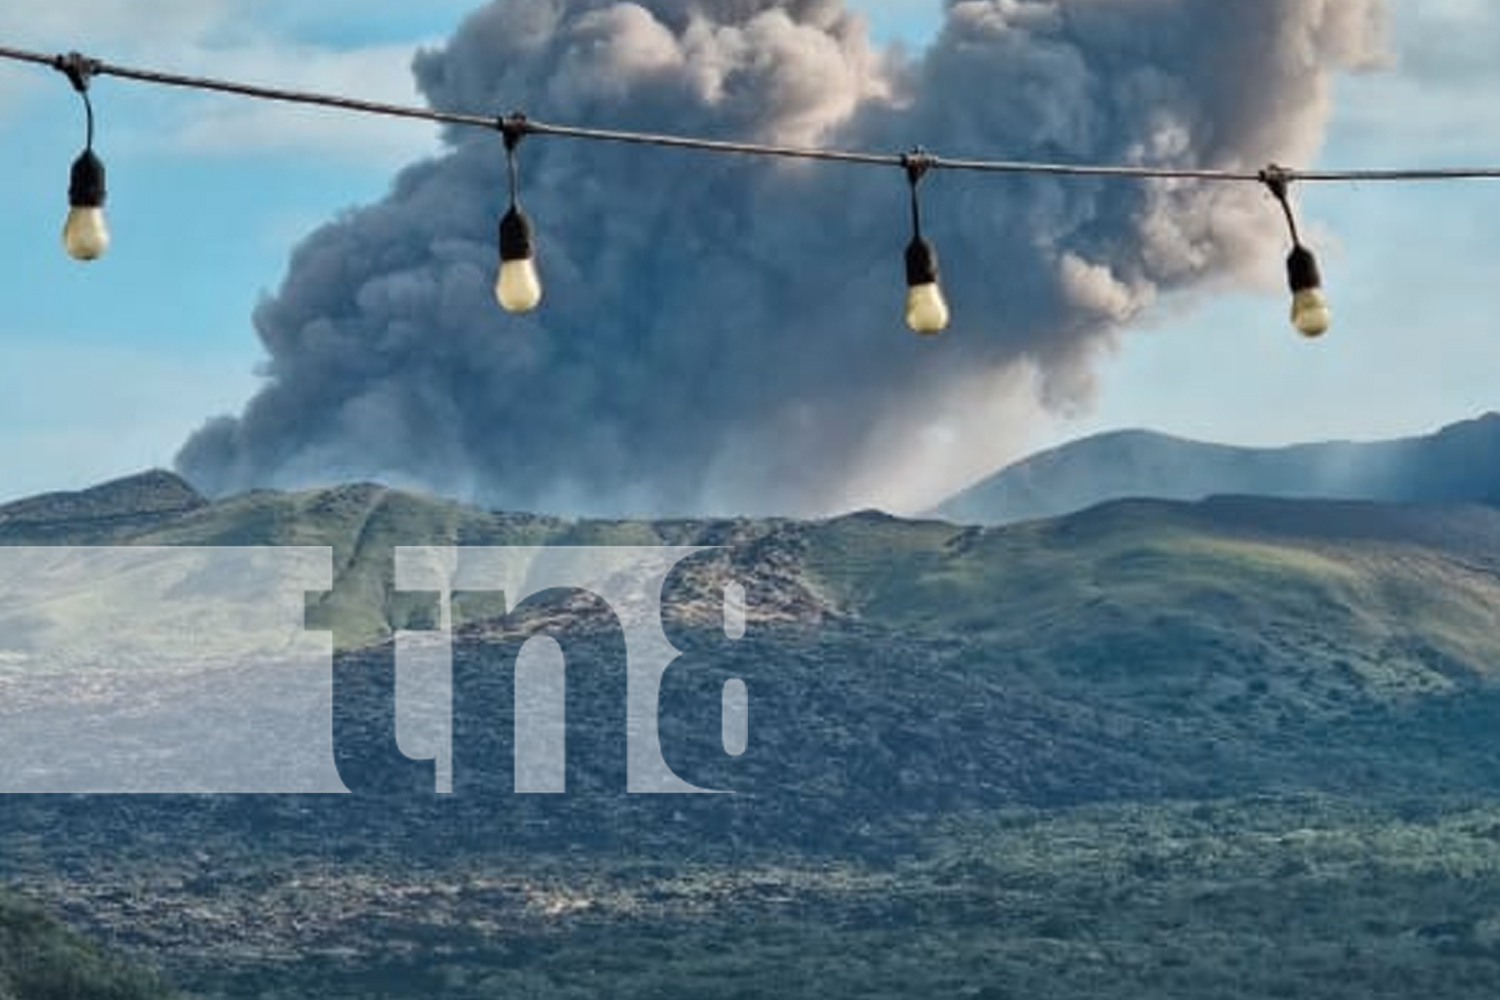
xmin=1260 ymin=164 xmax=1306 ymax=246
xmin=499 ymin=112 xmax=530 ymax=151
xmin=54 ymin=51 xmax=100 ymax=94
xmin=1259 ymin=163 xmax=1293 ymax=202
xmin=903 ymin=148 xmax=936 ymax=187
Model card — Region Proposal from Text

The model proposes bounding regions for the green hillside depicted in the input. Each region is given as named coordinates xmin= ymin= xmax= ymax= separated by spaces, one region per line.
xmin=801 ymin=497 xmax=1500 ymax=704
xmin=6 ymin=475 xmax=1500 ymax=996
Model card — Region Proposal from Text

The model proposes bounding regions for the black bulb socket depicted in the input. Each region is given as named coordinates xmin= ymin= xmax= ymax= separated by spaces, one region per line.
xmin=499 ymin=206 xmax=534 ymax=263
xmin=1287 ymin=244 xmax=1322 ymax=294
xmin=68 ymin=149 xmax=106 ymax=209
xmin=906 ymin=236 xmax=940 ymax=287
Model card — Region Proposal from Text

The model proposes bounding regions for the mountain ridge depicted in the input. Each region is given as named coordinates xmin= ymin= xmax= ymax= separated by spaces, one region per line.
xmin=0 ymin=469 xmax=206 ymax=538
xmin=933 ymin=411 xmax=1500 ymax=525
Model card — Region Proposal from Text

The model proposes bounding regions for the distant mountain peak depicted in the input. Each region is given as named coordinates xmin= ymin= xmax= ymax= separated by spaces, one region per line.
xmin=932 ymin=413 xmax=1500 ymax=526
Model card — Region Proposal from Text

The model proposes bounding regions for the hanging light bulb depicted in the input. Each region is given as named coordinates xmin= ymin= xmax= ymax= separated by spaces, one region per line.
xmin=905 ymin=235 xmax=949 ymax=336
xmin=1262 ymin=165 xmax=1329 ymax=338
xmin=901 ymin=149 xmax=949 ymax=335
xmin=1287 ymin=244 xmax=1330 ymax=338
xmin=63 ymin=148 xmax=109 ymax=261
xmin=494 ymin=115 xmax=541 ymax=314
xmin=56 ymin=52 xmax=109 ymax=261
xmin=496 ymin=205 xmax=542 ymax=312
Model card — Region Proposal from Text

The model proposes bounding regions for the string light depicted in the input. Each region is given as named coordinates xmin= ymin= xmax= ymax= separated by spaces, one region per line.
xmin=1262 ymin=165 xmax=1331 ymax=338
xmin=57 ymin=52 xmax=109 ymax=262
xmin=495 ymin=115 xmax=542 ymax=314
xmin=901 ymin=149 xmax=949 ymax=336
xmin=7 ymin=45 xmax=1500 ymax=335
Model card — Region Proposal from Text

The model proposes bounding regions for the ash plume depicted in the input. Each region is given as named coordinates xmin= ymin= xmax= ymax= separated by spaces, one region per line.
xmin=176 ymin=0 xmax=1385 ymax=516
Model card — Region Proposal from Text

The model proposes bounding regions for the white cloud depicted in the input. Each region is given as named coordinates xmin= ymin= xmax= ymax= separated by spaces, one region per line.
xmin=0 ymin=0 xmax=235 ymax=53
xmin=0 ymin=0 xmax=460 ymax=164
xmin=161 ymin=41 xmax=442 ymax=165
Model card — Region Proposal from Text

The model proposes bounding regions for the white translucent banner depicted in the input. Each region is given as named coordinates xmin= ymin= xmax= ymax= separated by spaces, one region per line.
xmin=0 ymin=547 xmax=342 ymax=793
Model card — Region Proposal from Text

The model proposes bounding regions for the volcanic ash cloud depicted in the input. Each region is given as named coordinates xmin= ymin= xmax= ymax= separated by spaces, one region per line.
xmin=176 ymin=0 xmax=1385 ymax=516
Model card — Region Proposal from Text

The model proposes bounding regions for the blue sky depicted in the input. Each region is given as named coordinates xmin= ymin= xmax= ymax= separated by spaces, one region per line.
xmin=0 ymin=0 xmax=1495 ymax=507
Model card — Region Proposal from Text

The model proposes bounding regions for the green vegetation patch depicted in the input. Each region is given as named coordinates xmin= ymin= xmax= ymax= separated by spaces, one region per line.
xmin=0 ymin=889 xmax=177 ymax=1000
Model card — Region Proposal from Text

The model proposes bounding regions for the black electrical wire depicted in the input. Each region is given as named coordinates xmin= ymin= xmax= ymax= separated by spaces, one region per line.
xmin=7 ymin=44 xmax=1500 ymax=185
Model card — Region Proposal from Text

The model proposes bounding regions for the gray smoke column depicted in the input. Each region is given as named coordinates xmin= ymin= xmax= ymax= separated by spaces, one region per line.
xmin=177 ymin=0 xmax=1385 ymax=516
